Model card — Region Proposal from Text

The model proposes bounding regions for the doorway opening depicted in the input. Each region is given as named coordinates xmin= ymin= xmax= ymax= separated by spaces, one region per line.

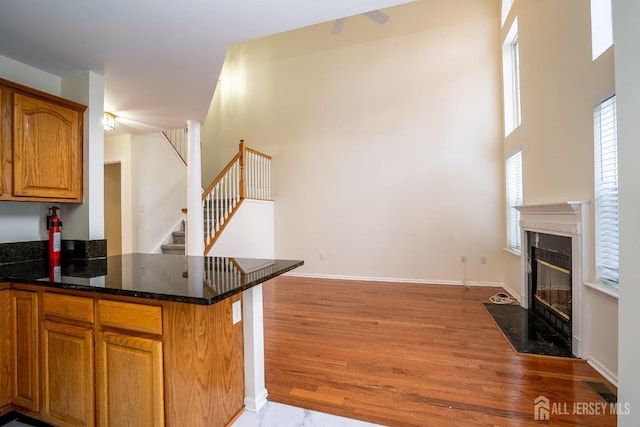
xmin=104 ymin=162 xmax=122 ymax=256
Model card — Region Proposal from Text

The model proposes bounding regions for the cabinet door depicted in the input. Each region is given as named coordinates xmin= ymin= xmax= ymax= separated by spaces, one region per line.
xmin=0 ymin=289 xmax=10 ymax=408
xmin=42 ymin=320 xmax=94 ymax=427
xmin=96 ymin=332 xmax=164 ymax=427
xmin=0 ymin=89 xmax=9 ymax=197
xmin=13 ymin=93 xmax=82 ymax=200
xmin=11 ymin=290 xmax=39 ymax=412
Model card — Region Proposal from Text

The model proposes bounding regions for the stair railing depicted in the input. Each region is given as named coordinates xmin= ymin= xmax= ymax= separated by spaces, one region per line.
xmin=162 ymin=128 xmax=188 ymax=165
xmin=202 ymin=140 xmax=273 ymax=254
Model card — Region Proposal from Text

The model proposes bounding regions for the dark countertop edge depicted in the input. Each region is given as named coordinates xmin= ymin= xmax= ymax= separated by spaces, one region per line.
xmin=0 ymin=259 xmax=304 ymax=306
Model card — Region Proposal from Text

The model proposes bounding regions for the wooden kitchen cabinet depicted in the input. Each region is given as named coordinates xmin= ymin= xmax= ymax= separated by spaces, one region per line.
xmin=96 ymin=331 xmax=164 ymax=427
xmin=3 ymin=283 xmax=246 ymax=427
xmin=96 ymin=299 xmax=164 ymax=427
xmin=0 ymin=89 xmax=9 ymax=198
xmin=0 ymin=78 xmax=85 ymax=202
xmin=41 ymin=293 xmax=95 ymax=427
xmin=42 ymin=321 xmax=95 ymax=427
xmin=11 ymin=289 xmax=39 ymax=412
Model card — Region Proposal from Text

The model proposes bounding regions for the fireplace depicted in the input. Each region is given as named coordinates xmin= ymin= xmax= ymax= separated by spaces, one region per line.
xmin=528 ymin=232 xmax=572 ymax=340
xmin=516 ymin=202 xmax=591 ymax=358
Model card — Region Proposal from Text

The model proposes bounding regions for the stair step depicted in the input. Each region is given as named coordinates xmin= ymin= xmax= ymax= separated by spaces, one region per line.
xmin=172 ymin=231 xmax=185 ymax=244
xmin=161 ymin=243 xmax=185 ymax=255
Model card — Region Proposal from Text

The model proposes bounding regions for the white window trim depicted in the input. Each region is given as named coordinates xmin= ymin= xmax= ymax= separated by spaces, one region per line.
xmin=502 ymin=19 xmax=521 ymax=136
xmin=594 ymin=95 xmax=619 ymax=286
xmin=506 ymin=151 xmax=523 ymax=253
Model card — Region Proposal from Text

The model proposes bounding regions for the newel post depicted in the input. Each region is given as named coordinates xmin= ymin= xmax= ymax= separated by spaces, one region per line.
xmin=239 ymin=140 xmax=247 ymax=200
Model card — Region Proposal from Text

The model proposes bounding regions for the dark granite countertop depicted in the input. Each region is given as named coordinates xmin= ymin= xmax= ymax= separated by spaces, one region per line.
xmin=0 ymin=253 xmax=303 ymax=305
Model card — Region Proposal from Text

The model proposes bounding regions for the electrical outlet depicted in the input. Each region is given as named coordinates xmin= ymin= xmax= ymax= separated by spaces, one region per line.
xmin=461 ymin=255 xmax=467 ymax=264
xmin=232 ymin=300 xmax=242 ymax=324
xmin=319 ymin=251 xmax=326 ymax=261
xmin=480 ymin=256 xmax=487 ymax=265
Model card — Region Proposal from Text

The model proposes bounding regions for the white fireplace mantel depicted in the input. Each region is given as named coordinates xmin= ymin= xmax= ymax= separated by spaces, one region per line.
xmin=515 ymin=201 xmax=592 ymax=358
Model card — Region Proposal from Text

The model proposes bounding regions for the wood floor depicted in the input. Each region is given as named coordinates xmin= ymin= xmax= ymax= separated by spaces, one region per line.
xmin=263 ymin=276 xmax=617 ymax=427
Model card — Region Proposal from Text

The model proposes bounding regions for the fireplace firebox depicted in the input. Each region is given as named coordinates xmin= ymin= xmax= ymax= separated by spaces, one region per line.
xmin=527 ymin=232 xmax=572 ymax=340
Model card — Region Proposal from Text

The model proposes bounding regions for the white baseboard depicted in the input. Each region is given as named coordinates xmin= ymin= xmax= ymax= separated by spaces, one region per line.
xmin=244 ymin=388 xmax=268 ymax=413
xmin=500 ymin=282 xmax=523 ymax=304
xmin=587 ymin=356 xmax=618 ymax=387
xmin=285 ymin=272 xmax=505 ymax=289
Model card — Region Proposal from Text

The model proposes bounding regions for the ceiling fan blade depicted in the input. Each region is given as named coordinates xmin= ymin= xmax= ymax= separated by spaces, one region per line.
xmin=331 ymin=18 xmax=346 ymax=35
xmin=363 ymin=10 xmax=389 ymax=25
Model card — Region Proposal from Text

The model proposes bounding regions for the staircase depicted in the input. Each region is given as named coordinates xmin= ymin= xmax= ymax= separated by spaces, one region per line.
xmin=201 ymin=141 xmax=272 ymax=254
xmin=161 ymin=221 xmax=186 ymax=254
xmin=159 ymin=135 xmax=273 ymax=256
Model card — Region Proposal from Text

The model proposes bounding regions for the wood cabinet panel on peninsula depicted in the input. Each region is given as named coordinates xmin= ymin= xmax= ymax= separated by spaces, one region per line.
xmin=0 ymin=283 xmax=246 ymax=427
xmin=0 ymin=78 xmax=85 ymax=202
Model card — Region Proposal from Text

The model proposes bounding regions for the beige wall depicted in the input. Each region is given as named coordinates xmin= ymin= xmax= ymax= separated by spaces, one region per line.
xmin=203 ymin=0 xmax=505 ymax=284
xmin=502 ymin=0 xmax=618 ymax=381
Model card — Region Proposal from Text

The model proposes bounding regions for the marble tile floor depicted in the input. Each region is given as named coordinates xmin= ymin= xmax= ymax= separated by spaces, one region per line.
xmin=1 ymin=402 xmax=387 ymax=427
xmin=233 ymin=402 xmax=386 ymax=427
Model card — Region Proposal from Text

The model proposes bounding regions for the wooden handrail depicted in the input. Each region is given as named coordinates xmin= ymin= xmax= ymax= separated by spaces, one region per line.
xmin=245 ymin=146 xmax=272 ymax=160
xmin=200 ymin=139 xmax=272 ymax=255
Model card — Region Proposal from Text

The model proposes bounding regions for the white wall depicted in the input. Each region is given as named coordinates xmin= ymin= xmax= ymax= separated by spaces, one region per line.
xmin=0 ymin=202 xmax=48 ymax=243
xmin=613 ymin=0 xmax=640 ymax=423
xmin=202 ymin=0 xmax=505 ymax=285
xmin=209 ymin=200 xmax=275 ymax=259
xmin=0 ymin=55 xmax=60 ymax=94
xmin=106 ymin=132 xmax=187 ymax=253
xmin=61 ymin=71 xmax=105 ymax=241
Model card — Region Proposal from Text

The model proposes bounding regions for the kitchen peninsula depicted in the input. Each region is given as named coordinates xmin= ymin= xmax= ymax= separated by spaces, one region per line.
xmin=0 ymin=253 xmax=303 ymax=427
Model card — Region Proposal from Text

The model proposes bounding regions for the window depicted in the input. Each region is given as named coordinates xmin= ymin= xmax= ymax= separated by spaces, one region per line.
xmin=502 ymin=19 xmax=521 ymax=136
xmin=506 ymin=151 xmax=523 ymax=252
xmin=590 ymin=0 xmax=613 ymax=60
xmin=594 ymin=96 xmax=619 ymax=285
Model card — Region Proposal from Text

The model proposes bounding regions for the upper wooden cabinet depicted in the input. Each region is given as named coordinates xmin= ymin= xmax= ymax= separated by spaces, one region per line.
xmin=0 ymin=78 xmax=86 ymax=202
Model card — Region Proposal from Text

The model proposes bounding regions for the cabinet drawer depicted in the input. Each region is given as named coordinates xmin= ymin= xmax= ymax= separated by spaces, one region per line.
xmin=98 ymin=300 xmax=162 ymax=335
xmin=43 ymin=292 xmax=94 ymax=323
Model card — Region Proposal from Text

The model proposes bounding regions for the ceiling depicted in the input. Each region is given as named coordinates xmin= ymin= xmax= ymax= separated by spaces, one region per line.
xmin=0 ymin=0 xmax=414 ymax=135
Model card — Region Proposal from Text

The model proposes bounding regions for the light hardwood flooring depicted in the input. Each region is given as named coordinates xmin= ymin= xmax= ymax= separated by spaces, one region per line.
xmin=264 ymin=276 xmax=617 ymax=427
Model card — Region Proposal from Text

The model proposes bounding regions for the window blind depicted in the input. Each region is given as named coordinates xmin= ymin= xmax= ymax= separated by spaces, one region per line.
xmin=506 ymin=151 xmax=523 ymax=252
xmin=594 ymin=96 xmax=619 ymax=284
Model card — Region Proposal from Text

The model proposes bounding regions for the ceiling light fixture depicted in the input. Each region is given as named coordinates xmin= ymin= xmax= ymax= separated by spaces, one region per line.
xmin=103 ymin=112 xmax=116 ymax=131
